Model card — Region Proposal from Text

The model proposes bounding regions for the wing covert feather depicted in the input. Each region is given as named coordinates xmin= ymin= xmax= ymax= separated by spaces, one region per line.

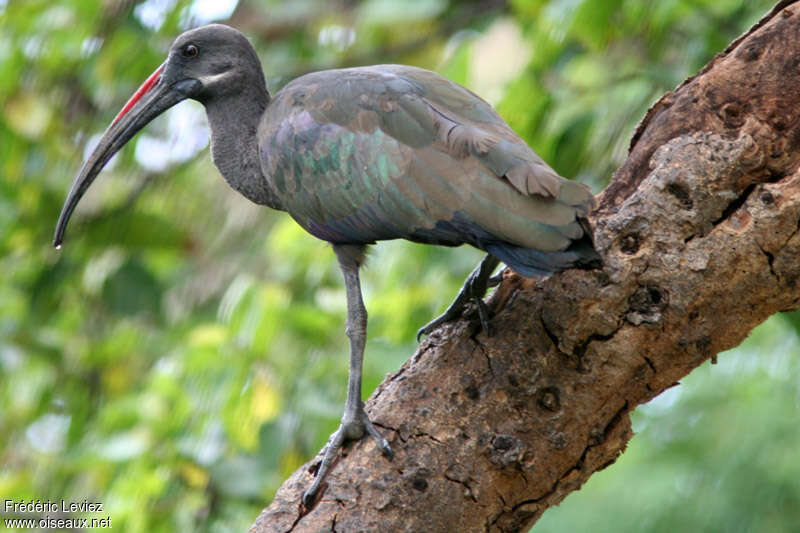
xmin=258 ymin=65 xmax=594 ymax=252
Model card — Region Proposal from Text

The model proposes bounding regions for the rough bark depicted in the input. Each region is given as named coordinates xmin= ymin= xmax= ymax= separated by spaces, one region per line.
xmin=251 ymin=2 xmax=800 ymax=531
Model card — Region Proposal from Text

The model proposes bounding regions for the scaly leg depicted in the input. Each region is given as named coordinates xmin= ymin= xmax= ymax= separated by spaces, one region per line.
xmin=416 ymin=253 xmax=500 ymax=340
xmin=303 ymin=244 xmax=393 ymax=506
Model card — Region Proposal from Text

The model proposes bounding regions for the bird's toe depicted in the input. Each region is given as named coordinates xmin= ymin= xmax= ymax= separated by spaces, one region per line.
xmin=416 ymin=313 xmax=456 ymax=340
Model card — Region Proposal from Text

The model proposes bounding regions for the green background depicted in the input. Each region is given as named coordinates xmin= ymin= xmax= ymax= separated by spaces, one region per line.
xmin=1 ymin=0 xmax=797 ymax=531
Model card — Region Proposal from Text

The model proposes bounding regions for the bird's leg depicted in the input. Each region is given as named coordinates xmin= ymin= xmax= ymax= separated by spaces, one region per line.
xmin=303 ymin=244 xmax=393 ymax=506
xmin=417 ymin=253 xmax=501 ymax=340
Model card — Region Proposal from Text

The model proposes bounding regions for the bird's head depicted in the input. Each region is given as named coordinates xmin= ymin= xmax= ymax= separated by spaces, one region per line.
xmin=53 ymin=24 xmax=263 ymax=247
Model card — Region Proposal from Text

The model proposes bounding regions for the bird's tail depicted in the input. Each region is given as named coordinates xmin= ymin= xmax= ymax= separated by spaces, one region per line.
xmin=485 ymin=220 xmax=601 ymax=278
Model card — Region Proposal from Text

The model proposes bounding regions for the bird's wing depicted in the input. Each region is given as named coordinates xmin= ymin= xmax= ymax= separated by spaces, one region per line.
xmin=258 ymin=65 xmax=593 ymax=251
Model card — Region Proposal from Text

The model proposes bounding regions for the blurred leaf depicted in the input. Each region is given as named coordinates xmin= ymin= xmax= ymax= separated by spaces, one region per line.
xmin=189 ymin=323 xmax=228 ymax=348
xmin=210 ymin=455 xmax=265 ymax=499
xmin=84 ymin=210 xmax=186 ymax=249
xmin=569 ymin=0 xmax=625 ymax=50
xmin=102 ymin=257 xmax=163 ymax=316
xmin=358 ymin=0 xmax=446 ymax=25
xmin=29 ymin=257 xmax=77 ymax=320
xmin=225 ymin=371 xmax=281 ymax=450
xmin=781 ymin=309 xmax=800 ymax=337
xmin=3 ymin=92 xmax=52 ymax=139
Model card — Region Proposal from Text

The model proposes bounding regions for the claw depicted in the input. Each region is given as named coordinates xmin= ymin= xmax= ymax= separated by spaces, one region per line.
xmin=473 ymin=296 xmax=494 ymax=337
xmin=416 ymin=293 xmax=469 ymax=340
xmin=364 ymin=421 xmax=394 ymax=458
xmin=302 ymin=483 xmax=319 ymax=507
xmin=417 ymin=254 xmax=500 ymax=340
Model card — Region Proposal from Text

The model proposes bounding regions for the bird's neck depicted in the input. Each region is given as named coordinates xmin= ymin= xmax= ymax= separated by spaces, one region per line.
xmin=204 ymin=85 xmax=283 ymax=210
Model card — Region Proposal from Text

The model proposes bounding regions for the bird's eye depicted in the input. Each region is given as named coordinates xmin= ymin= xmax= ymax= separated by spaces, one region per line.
xmin=182 ymin=44 xmax=199 ymax=58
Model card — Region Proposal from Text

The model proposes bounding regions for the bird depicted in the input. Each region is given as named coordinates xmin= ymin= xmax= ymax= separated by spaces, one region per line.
xmin=53 ymin=24 xmax=600 ymax=505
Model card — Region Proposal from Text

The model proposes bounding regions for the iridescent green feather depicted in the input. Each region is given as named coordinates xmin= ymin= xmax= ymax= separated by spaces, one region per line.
xmin=258 ymin=65 xmax=594 ymax=255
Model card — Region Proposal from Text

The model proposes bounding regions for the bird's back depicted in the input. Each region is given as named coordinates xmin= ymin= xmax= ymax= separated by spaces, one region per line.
xmin=258 ymin=65 xmax=598 ymax=276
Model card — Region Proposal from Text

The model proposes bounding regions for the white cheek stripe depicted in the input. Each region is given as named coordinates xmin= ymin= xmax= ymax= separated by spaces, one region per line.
xmin=199 ymin=72 xmax=230 ymax=86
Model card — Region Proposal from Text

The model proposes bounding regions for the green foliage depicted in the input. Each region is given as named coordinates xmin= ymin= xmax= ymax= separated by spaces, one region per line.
xmin=0 ymin=0 xmax=793 ymax=531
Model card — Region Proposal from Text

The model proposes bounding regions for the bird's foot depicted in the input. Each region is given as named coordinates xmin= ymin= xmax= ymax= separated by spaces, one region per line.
xmin=416 ymin=254 xmax=500 ymax=340
xmin=302 ymin=405 xmax=392 ymax=507
xmin=416 ymin=286 xmax=472 ymax=340
xmin=416 ymin=291 xmax=493 ymax=340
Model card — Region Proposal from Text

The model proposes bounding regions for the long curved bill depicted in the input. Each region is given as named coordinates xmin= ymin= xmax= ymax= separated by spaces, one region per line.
xmin=53 ymin=64 xmax=197 ymax=248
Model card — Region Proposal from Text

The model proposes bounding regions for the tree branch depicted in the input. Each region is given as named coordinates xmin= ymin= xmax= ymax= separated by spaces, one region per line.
xmin=250 ymin=2 xmax=800 ymax=531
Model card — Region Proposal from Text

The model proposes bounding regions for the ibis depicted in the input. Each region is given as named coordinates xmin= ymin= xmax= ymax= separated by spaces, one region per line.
xmin=54 ymin=24 xmax=599 ymax=505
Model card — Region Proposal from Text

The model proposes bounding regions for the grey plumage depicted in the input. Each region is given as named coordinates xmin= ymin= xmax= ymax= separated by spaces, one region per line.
xmin=53 ymin=24 xmax=600 ymax=506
